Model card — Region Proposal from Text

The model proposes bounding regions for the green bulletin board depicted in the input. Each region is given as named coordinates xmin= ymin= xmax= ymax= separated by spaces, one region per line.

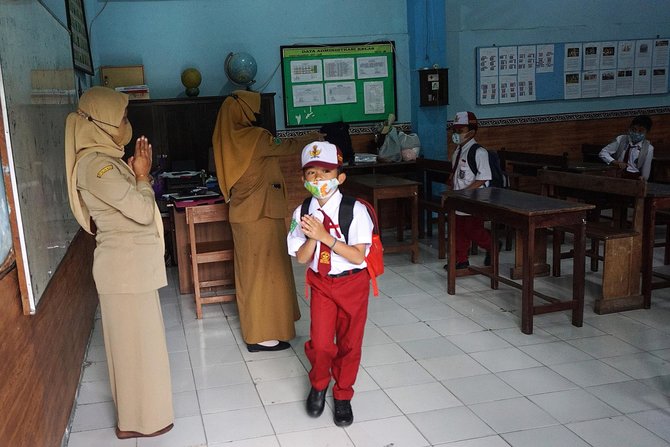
xmin=280 ymin=42 xmax=396 ymax=127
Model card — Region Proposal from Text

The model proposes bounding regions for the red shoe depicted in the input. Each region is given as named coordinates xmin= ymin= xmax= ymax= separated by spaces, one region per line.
xmin=115 ymin=423 xmax=174 ymax=439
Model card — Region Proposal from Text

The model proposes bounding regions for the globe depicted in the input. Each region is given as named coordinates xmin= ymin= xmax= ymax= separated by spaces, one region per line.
xmin=181 ymin=68 xmax=202 ymax=97
xmin=224 ymin=52 xmax=257 ymax=88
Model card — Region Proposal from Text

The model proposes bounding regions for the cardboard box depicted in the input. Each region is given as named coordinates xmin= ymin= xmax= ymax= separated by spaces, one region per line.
xmin=99 ymin=65 xmax=145 ymax=89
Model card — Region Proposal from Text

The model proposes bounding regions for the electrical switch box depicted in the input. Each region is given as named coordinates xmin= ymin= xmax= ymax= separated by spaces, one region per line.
xmin=419 ymin=68 xmax=448 ymax=107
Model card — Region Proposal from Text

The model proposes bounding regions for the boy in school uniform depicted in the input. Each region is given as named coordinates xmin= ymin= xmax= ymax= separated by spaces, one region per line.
xmin=599 ymin=114 xmax=654 ymax=180
xmin=287 ymin=141 xmax=374 ymax=427
xmin=447 ymin=111 xmax=493 ymax=270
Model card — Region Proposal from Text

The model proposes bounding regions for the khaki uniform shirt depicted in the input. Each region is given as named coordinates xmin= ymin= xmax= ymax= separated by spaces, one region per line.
xmin=229 ymin=133 xmax=311 ymax=223
xmin=77 ymin=153 xmax=167 ymax=294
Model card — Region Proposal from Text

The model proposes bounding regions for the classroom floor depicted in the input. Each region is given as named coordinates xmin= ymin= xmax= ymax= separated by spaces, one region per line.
xmin=65 ymin=231 xmax=670 ymax=447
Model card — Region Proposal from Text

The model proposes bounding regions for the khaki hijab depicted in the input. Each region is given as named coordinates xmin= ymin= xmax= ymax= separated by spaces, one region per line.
xmin=65 ymin=86 xmax=160 ymax=237
xmin=212 ymin=90 xmax=266 ymax=201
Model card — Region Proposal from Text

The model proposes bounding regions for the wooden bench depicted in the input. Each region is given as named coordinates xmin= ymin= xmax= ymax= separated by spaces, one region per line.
xmin=538 ymin=169 xmax=646 ymax=314
xmin=416 ymin=158 xmax=451 ymax=258
xmin=499 ymin=148 xmax=569 ymax=193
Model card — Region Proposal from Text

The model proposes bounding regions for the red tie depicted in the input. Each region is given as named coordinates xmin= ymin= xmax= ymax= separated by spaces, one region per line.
xmin=317 ymin=209 xmax=341 ymax=276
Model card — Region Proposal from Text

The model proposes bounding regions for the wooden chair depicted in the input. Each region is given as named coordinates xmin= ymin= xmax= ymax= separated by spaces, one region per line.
xmin=538 ymin=169 xmax=646 ymax=314
xmin=416 ymin=158 xmax=451 ymax=259
xmin=186 ymin=203 xmax=236 ymax=319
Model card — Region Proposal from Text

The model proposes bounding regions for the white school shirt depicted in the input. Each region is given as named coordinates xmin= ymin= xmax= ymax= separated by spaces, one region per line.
xmin=598 ymin=134 xmax=654 ymax=180
xmin=287 ymin=189 xmax=373 ymax=275
xmin=451 ymin=138 xmax=492 ymax=191
xmin=451 ymin=139 xmax=492 ymax=216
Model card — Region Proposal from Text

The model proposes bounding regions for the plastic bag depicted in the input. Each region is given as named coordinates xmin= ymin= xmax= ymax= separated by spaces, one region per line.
xmin=398 ymin=132 xmax=421 ymax=160
xmin=377 ymin=127 xmax=403 ymax=162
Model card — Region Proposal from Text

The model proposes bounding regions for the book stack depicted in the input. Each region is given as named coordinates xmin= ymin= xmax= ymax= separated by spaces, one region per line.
xmin=115 ymin=85 xmax=150 ymax=100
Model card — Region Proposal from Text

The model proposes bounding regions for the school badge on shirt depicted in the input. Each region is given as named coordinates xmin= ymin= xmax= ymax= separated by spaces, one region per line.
xmin=319 ymin=251 xmax=330 ymax=264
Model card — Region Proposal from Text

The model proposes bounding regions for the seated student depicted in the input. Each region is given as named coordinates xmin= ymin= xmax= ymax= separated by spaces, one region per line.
xmin=599 ymin=115 xmax=654 ymax=180
xmin=446 ymin=111 xmax=493 ymax=270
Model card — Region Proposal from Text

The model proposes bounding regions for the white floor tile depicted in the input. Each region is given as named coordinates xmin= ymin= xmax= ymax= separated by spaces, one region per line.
xmin=442 ymin=373 xmax=521 ymax=405
xmin=197 ymin=383 xmax=262 ymax=414
xmin=407 ymin=406 xmax=495 ymax=445
xmin=202 ymin=407 xmax=274 ymax=444
xmin=361 ymin=342 xmax=414 ymax=367
xmin=276 ymin=426 xmax=354 ymax=447
xmin=629 ymin=409 xmax=670 ymax=443
xmin=384 ymin=381 xmax=462 ymax=414
xmin=469 ymin=397 xmax=558 ymax=433
xmin=496 ymin=366 xmax=579 ymax=396
xmin=345 ymin=415 xmax=430 ymax=447
xmin=549 ymin=359 xmax=632 ymax=387
xmin=137 ymin=415 xmax=206 ymax=447
xmin=470 ymin=347 xmax=542 ymax=372
xmin=399 ymin=336 xmax=464 ymax=360
xmin=501 ymin=425 xmax=591 ymax=447
xmin=567 ymin=415 xmax=670 ymax=447
xmin=528 ymin=388 xmax=620 ymax=423
xmin=586 ymin=380 xmax=670 ymax=413
xmin=67 ymin=244 xmax=670 ymax=447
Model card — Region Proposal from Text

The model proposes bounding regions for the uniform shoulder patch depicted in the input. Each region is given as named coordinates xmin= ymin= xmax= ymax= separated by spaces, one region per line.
xmin=96 ymin=164 xmax=114 ymax=178
xmin=273 ymin=137 xmax=282 ymax=145
xmin=289 ymin=217 xmax=298 ymax=233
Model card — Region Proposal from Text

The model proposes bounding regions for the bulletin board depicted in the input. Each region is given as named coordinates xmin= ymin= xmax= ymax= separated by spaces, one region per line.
xmin=476 ymin=37 xmax=670 ymax=105
xmin=280 ymin=42 xmax=397 ymax=127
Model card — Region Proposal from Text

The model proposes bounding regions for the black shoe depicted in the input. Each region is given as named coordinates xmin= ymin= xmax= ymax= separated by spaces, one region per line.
xmin=306 ymin=387 xmax=327 ymax=417
xmin=246 ymin=341 xmax=291 ymax=352
xmin=333 ymin=399 xmax=353 ymax=426
xmin=443 ymin=260 xmax=470 ymax=271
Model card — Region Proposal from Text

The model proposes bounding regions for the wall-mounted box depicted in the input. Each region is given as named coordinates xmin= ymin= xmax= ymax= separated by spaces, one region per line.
xmin=99 ymin=65 xmax=145 ymax=89
xmin=418 ymin=68 xmax=448 ymax=107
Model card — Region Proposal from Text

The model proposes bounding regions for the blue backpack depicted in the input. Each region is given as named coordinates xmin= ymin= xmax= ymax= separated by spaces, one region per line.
xmin=466 ymin=144 xmax=509 ymax=188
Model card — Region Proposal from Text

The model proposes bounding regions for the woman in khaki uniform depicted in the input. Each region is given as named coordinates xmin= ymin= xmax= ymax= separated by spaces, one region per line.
xmin=65 ymin=87 xmax=173 ymax=439
xmin=212 ymin=90 xmax=321 ymax=352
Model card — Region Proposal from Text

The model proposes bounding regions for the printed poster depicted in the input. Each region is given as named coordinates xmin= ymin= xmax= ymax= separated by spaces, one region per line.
xmin=479 ymin=47 xmax=499 ymax=76
xmin=600 ymin=42 xmax=617 ymax=69
xmin=617 ymin=40 xmax=635 ymax=68
xmin=479 ymin=76 xmax=499 ymax=105
xmin=517 ymin=71 xmax=536 ymax=102
xmin=499 ymin=75 xmax=518 ymax=103
xmin=634 ymin=67 xmax=651 ymax=95
xmin=635 ymin=39 xmax=653 ymax=67
xmin=564 ymin=72 xmax=581 ymax=99
xmin=498 ymin=47 xmax=518 ymax=76
xmin=536 ymin=44 xmax=554 ymax=73
xmin=517 ymin=45 xmax=536 ymax=74
xmin=564 ymin=43 xmax=582 ymax=72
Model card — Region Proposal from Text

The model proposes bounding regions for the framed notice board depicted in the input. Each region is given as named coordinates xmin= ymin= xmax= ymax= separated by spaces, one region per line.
xmin=476 ymin=37 xmax=669 ymax=105
xmin=280 ymin=42 xmax=397 ymax=127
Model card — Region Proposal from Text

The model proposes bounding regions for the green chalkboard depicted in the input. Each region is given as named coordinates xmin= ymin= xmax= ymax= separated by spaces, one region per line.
xmin=280 ymin=42 xmax=396 ymax=127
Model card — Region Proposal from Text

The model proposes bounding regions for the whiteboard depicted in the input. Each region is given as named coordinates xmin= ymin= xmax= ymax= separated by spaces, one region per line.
xmin=0 ymin=1 xmax=80 ymax=313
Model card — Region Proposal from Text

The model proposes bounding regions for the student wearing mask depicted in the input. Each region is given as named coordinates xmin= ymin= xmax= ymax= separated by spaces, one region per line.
xmin=599 ymin=115 xmax=654 ymax=180
xmin=447 ymin=111 xmax=493 ymax=270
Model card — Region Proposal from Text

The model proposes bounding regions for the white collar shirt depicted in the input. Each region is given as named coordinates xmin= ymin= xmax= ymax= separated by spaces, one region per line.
xmin=287 ymin=189 xmax=373 ymax=275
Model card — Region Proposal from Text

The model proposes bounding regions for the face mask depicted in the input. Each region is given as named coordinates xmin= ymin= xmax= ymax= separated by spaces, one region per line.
xmin=452 ymin=130 xmax=469 ymax=145
xmin=304 ymin=178 xmax=339 ymax=200
xmin=114 ymin=122 xmax=133 ymax=147
xmin=629 ymin=131 xmax=645 ymax=145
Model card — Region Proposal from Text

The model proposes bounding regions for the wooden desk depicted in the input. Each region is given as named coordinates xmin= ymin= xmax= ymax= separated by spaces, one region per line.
xmin=341 ymin=174 xmax=420 ymax=263
xmin=642 ymin=182 xmax=670 ymax=307
xmin=443 ymin=188 xmax=594 ymax=334
xmin=171 ymin=203 xmax=233 ymax=294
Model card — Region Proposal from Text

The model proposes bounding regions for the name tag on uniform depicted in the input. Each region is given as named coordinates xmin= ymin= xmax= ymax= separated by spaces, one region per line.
xmin=97 ymin=165 xmax=114 ymax=178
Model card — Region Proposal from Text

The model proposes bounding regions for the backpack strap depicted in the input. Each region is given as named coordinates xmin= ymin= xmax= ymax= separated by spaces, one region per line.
xmin=300 ymin=197 xmax=311 ymax=217
xmin=466 ymin=143 xmax=482 ymax=175
xmin=338 ymin=195 xmax=356 ymax=244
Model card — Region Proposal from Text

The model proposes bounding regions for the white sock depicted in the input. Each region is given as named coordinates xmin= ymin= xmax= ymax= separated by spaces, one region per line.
xmin=257 ymin=340 xmax=279 ymax=347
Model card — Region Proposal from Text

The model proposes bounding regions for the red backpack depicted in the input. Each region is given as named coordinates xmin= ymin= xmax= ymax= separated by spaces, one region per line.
xmin=301 ymin=196 xmax=384 ymax=296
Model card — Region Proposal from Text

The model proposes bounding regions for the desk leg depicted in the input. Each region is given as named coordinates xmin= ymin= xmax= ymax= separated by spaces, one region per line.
xmin=396 ymin=198 xmax=404 ymax=242
xmin=447 ymin=209 xmax=456 ymax=295
xmin=521 ymin=226 xmax=535 ymax=334
xmin=521 ymin=227 xmax=535 ymax=334
xmin=642 ymin=198 xmax=655 ymax=309
xmin=572 ymin=221 xmax=585 ymax=327
xmin=491 ymin=221 xmax=499 ymax=290
xmin=411 ymin=193 xmax=419 ymax=263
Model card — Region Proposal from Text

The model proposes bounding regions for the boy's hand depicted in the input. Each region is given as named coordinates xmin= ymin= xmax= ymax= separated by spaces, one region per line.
xmin=300 ymin=214 xmax=331 ymax=244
